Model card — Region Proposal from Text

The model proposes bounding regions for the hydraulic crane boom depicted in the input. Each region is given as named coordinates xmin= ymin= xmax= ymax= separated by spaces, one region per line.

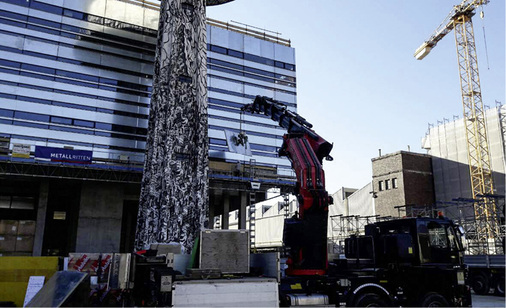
xmin=242 ymin=96 xmax=333 ymax=275
xmin=414 ymin=0 xmax=500 ymax=254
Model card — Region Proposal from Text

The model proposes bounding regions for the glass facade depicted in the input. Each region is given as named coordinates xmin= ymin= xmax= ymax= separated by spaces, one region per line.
xmin=0 ymin=0 xmax=296 ymax=176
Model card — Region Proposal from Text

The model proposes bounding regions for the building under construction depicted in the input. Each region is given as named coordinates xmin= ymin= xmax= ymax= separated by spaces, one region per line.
xmin=0 ymin=0 xmax=296 ymax=257
xmin=422 ymin=105 xmax=505 ymax=254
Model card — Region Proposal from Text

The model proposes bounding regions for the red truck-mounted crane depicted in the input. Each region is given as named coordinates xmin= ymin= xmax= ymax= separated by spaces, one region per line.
xmin=242 ymin=95 xmax=334 ymax=276
xmin=242 ymin=96 xmax=472 ymax=307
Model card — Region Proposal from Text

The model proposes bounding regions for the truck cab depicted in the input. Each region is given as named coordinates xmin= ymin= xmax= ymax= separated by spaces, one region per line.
xmin=343 ymin=217 xmax=471 ymax=306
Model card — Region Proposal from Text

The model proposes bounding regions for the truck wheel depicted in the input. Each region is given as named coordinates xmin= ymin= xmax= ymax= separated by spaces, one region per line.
xmin=493 ymin=275 xmax=505 ymax=296
xmin=353 ymin=293 xmax=387 ymax=307
xmin=418 ymin=292 xmax=449 ymax=307
xmin=472 ymin=272 xmax=490 ymax=295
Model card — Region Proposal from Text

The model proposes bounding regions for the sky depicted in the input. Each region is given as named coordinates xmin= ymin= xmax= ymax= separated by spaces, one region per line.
xmin=207 ymin=0 xmax=506 ymax=194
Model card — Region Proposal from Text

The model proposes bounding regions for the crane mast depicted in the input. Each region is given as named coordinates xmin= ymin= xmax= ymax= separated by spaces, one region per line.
xmin=415 ymin=0 xmax=500 ymax=254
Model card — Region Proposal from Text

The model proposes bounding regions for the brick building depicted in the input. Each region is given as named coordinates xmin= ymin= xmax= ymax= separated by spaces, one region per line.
xmin=371 ymin=151 xmax=435 ymax=217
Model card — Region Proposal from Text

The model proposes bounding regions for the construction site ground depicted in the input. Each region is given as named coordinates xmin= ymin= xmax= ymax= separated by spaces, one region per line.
xmin=472 ymin=293 xmax=505 ymax=307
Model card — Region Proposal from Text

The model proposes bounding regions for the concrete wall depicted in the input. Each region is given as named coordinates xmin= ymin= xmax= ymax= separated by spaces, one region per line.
xmin=75 ymin=182 xmax=126 ymax=252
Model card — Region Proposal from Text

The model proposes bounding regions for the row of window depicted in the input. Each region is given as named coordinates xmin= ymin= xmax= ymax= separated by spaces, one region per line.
xmin=0 ymin=108 xmax=147 ymax=139
xmin=0 ymin=108 xmax=282 ymax=151
xmin=378 ymin=178 xmax=398 ymax=191
xmin=209 ymin=137 xmax=278 ymax=153
xmin=0 ymin=11 xmax=155 ymax=58
xmin=209 ymin=143 xmax=279 ymax=158
xmin=0 ymin=27 xmax=154 ymax=77
xmin=209 ymin=113 xmax=281 ymax=130
xmin=1 ymin=0 xmax=294 ymax=74
xmin=0 ymin=15 xmax=297 ymax=100
xmin=209 ymin=73 xmax=297 ymax=96
xmin=0 ymin=0 xmax=158 ymax=38
xmin=209 ymin=64 xmax=295 ymax=88
xmin=0 ymin=92 xmax=147 ymax=120
xmin=0 ymin=68 xmax=292 ymax=119
xmin=0 ymin=75 xmax=149 ymax=110
xmin=0 ymin=34 xmax=295 ymax=107
xmin=208 ymin=87 xmax=296 ymax=108
xmin=209 ymin=58 xmax=295 ymax=85
xmin=0 ymin=57 xmax=152 ymax=97
xmin=208 ymin=124 xmax=282 ymax=141
xmin=208 ymin=44 xmax=295 ymax=71
xmin=0 ymin=132 xmax=145 ymax=153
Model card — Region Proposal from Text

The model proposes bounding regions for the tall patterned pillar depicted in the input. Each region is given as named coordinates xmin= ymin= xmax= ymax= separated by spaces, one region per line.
xmin=135 ymin=0 xmax=233 ymax=253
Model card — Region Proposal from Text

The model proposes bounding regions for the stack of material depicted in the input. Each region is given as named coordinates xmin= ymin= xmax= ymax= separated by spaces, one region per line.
xmin=0 ymin=220 xmax=36 ymax=256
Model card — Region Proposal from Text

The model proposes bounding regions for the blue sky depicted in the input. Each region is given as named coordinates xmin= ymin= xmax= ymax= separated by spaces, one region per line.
xmin=207 ymin=0 xmax=505 ymax=194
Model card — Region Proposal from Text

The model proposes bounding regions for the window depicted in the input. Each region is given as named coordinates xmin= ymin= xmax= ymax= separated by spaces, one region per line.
xmin=0 ymin=196 xmax=35 ymax=210
xmin=26 ymin=24 xmax=59 ymax=35
xmin=210 ymin=45 xmax=227 ymax=54
xmin=21 ymin=63 xmax=55 ymax=75
xmin=0 ymin=93 xmax=16 ymax=100
xmin=29 ymin=1 xmax=63 ymax=15
xmin=63 ymin=9 xmax=85 ymax=20
xmin=74 ymin=120 xmax=94 ymax=128
xmin=0 ymin=67 xmax=18 ymax=74
xmin=0 ymin=59 xmax=21 ymax=68
xmin=14 ymin=111 xmax=49 ymax=122
xmin=51 ymin=116 xmax=72 ymax=125
xmin=13 ymin=120 xmax=48 ymax=129
xmin=285 ymin=63 xmax=296 ymax=71
xmin=27 ymin=16 xmax=60 ymax=29
xmin=1 ymin=0 xmax=29 ymax=7
xmin=95 ymin=122 xmax=112 ymax=131
xmin=0 ymin=18 xmax=26 ymax=28
xmin=228 ymin=49 xmax=243 ymax=58
xmin=385 ymin=179 xmax=390 ymax=190
xmin=378 ymin=181 xmax=384 ymax=191
xmin=392 ymin=178 xmax=398 ymax=189
xmin=11 ymin=196 xmax=35 ymax=210
xmin=0 ymin=108 xmax=14 ymax=117
xmin=418 ymin=221 xmax=455 ymax=264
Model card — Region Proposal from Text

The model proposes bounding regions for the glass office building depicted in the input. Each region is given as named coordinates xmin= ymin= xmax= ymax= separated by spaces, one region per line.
xmin=0 ymin=0 xmax=296 ymax=255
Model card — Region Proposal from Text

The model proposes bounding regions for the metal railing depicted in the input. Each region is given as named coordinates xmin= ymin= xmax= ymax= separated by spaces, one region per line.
xmin=207 ymin=18 xmax=291 ymax=47
xmin=112 ymin=0 xmax=292 ymax=47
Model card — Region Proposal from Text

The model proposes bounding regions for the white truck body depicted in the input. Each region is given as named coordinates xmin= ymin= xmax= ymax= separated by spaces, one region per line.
xmin=172 ymin=278 xmax=279 ymax=307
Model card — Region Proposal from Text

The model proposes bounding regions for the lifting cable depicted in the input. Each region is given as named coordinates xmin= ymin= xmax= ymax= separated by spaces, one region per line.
xmin=480 ymin=7 xmax=490 ymax=70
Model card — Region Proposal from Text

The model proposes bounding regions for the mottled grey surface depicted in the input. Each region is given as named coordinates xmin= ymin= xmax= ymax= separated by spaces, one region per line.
xmin=135 ymin=0 xmax=209 ymax=253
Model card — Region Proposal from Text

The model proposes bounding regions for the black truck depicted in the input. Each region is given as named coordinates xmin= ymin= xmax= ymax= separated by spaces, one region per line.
xmin=278 ymin=216 xmax=471 ymax=307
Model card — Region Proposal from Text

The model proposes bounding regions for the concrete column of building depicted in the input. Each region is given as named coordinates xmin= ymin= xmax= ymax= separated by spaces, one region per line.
xmin=239 ymin=191 xmax=247 ymax=229
xmin=208 ymin=193 xmax=215 ymax=229
xmin=221 ymin=192 xmax=230 ymax=229
xmin=33 ymin=181 xmax=49 ymax=256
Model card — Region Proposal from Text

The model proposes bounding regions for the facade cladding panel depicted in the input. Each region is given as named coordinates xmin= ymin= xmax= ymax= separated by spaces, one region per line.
xmin=0 ymin=0 xmax=296 ymax=174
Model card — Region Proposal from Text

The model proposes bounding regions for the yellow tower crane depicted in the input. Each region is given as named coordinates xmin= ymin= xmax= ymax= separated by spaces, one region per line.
xmin=414 ymin=0 xmax=500 ymax=254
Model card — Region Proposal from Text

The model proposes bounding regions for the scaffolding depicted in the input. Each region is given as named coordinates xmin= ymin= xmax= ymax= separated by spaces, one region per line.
xmin=395 ymin=195 xmax=505 ymax=255
xmin=329 ymin=214 xmax=380 ymax=254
